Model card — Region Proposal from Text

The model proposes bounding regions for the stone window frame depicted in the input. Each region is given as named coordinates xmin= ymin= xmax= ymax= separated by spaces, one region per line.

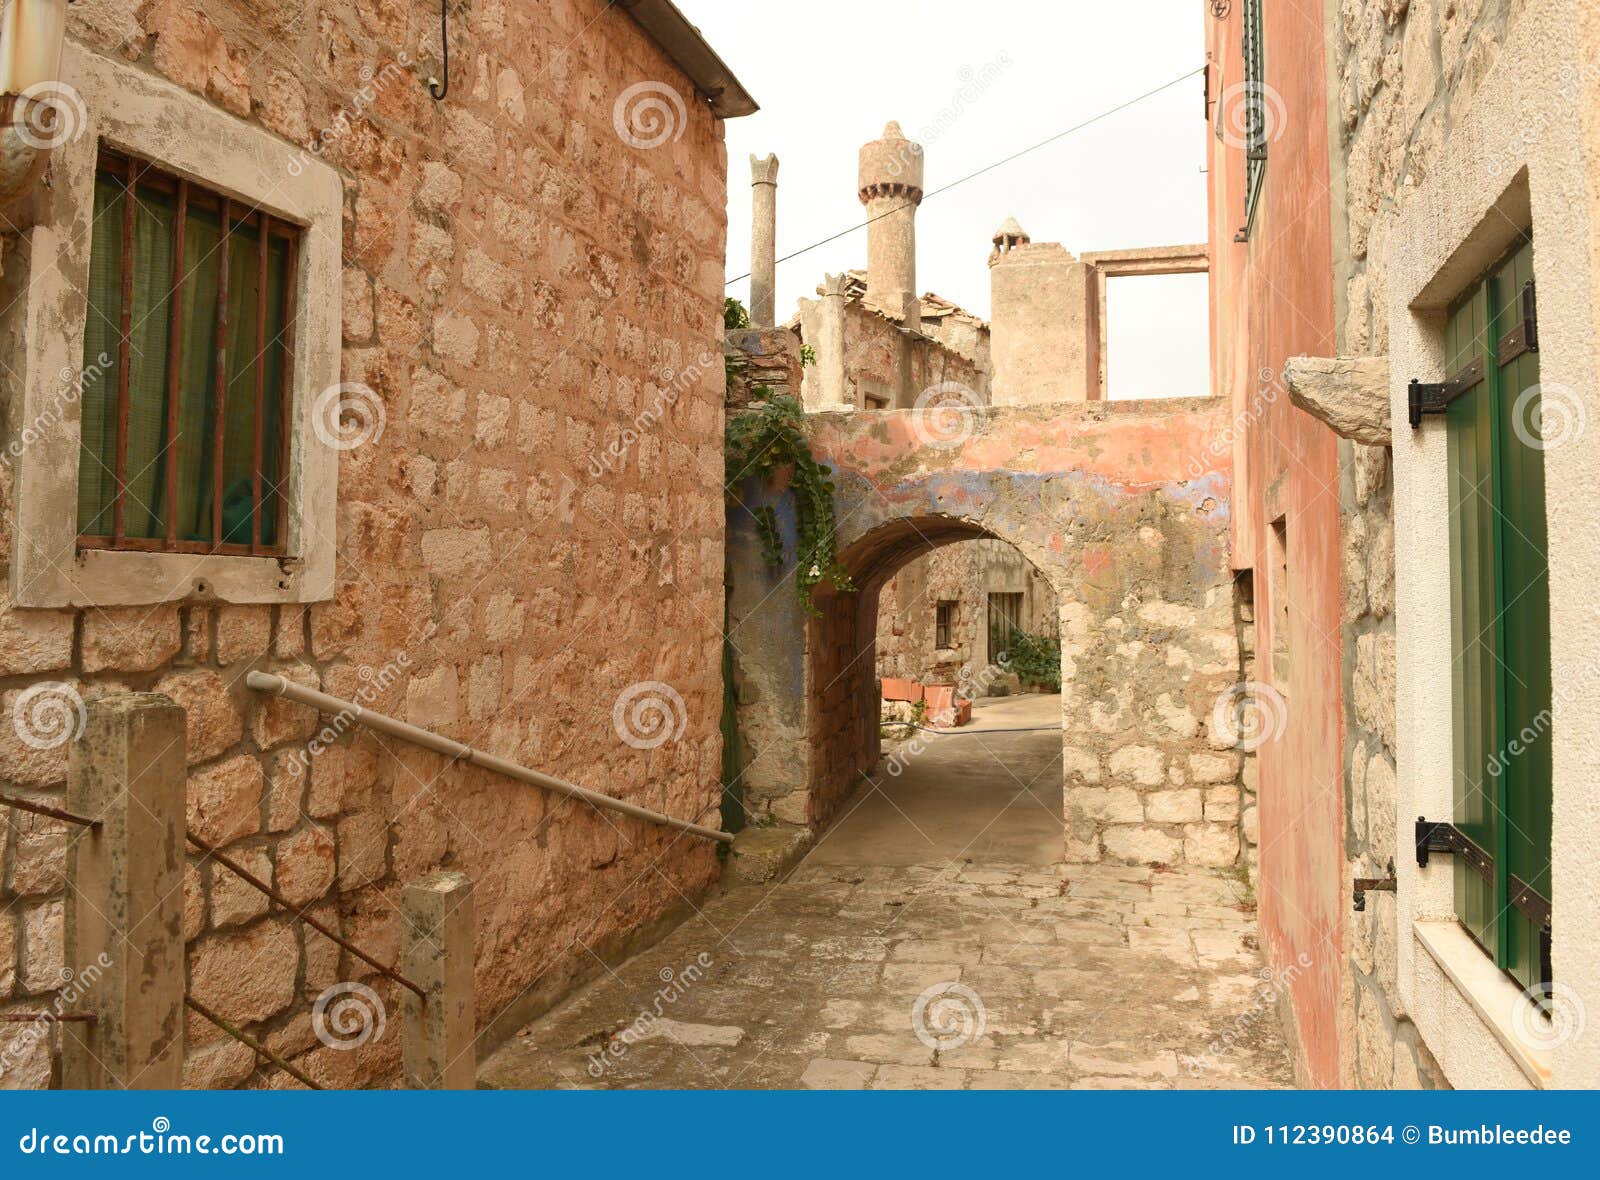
xmin=5 ymin=44 xmax=342 ymax=608
xmin=1387 ymin=6 xmax=1599 ymax=1091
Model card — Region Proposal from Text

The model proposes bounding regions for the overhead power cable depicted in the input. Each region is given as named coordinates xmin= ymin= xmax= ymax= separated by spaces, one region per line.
xmin=726 ymin=65 xmax=1206 ymax=286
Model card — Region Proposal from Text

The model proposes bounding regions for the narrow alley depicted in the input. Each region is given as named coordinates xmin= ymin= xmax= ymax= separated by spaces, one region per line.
xmin=481 ymin=696 xmax=1293 ymax=1089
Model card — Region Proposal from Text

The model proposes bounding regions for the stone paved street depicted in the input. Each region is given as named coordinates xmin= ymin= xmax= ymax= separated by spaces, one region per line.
xmin=481 ymin=699 xmax=1295 ymax=1090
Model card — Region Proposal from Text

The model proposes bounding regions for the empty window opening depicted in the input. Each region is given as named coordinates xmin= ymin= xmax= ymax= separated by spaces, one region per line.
xmin=1104 ymin=272 xmax=1210 ymax=400
xmin=1267 ymin=514 xmax=1291 ymax=691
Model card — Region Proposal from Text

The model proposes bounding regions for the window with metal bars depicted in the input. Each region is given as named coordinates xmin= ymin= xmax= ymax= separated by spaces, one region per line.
xmin=935 ymin=601 xmax=956 ymax=649
xmin=987 ymin=592 xmax=1022 ymax=668
xmin=1241 ymin=0 xmax=1266 ymax=232
xmin=76 ymin=148 xmax=299 ymax=556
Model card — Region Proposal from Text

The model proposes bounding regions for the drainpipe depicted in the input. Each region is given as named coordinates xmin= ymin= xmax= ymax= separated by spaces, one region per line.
xmin=0 ymin=0 xmax=70 ymax=206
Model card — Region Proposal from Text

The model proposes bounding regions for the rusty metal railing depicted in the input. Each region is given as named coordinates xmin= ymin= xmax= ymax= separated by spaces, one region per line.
xmin=185 ymin=831 xmax=425 ymax=1000
xmin=183 ymin=997 xmax=321 ymax=1090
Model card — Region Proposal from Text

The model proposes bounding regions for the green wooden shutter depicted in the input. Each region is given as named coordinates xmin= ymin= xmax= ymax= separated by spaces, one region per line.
xmin=1445 ymin=282 xmax=1499 ymax=956
xmin=1490 ymin=242 xmax=1551 ymax=992
xmin=1444 ymin=236 xmax=1552 ymax=993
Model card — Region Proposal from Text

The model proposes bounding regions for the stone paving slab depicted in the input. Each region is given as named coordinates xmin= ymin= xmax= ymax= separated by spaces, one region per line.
xmin=479 ymin=860 xmax=1295 ymax=1090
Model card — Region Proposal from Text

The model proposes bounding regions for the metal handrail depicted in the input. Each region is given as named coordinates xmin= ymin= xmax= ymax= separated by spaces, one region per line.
xmin=185 ymin=830 xmax=426 ymax=999
xmin=245 ymin=671 xmax=732 ymax=845
xmin=184 ymin=996 xmax=321 ymax=1089
xmin=0 ymin=792 xmax=100 ymax=829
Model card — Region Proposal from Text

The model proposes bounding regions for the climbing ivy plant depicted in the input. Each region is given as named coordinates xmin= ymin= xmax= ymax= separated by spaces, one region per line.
xmin=725 ymin=394 xmax=854 ymax=615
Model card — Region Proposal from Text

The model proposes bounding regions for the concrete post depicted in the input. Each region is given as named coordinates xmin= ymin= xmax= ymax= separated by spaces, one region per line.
xmin=402 ymin=869 xmax=475 ymax=1088
xmin=749 ymin=153 xmax=779 ymax=328
xmin=815 ymin=272 xmax=850 ymax=409
xmin=63 ymin=693 xmax=186 ymax=1089
xmin=858 ymin=121 xmax=923 ymax=329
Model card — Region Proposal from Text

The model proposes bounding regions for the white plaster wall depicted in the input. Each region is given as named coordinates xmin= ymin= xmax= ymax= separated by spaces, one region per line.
xmin=1388 ymin=0 xmax=1600 ymax=1089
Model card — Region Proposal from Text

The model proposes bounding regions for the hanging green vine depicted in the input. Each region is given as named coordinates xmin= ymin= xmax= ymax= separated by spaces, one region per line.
xmin=726 ymin=394 xmax=854 ymax=615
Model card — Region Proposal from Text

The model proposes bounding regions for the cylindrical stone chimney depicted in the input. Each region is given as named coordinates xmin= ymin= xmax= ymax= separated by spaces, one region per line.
xmin=858 ymin=121 xmax=923 ymax=328
xmin=749 ymin=153 xmax=779 ymax=327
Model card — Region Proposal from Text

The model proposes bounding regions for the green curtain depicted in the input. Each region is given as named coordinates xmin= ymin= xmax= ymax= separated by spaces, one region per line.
xmin=218 ymin=227 xmax=262 ymax=545
xmin=125 ymin=186 xmax=177 ymax=538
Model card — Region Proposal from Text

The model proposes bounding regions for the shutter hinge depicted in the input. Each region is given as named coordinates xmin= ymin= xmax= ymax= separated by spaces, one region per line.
xmin=1495 ymin=279 xmax=1539 ymax=362
xmin=1407 ymin=356 xmax=1485 ymax=428
xmin=1416 ymin=816 xmax=1553 ymax=930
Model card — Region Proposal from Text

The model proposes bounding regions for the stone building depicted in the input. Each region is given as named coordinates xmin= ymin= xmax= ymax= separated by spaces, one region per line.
xmin=1210 ymin=0 xmax=1600 ymax=1090
xmin=1 ymin=0 xmax=751 ymax=1088
xmin=737 ymin=123 xmax=1058 ymax=697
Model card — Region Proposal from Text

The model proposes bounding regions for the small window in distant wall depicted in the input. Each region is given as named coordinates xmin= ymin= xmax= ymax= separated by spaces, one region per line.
xmin=1267 ymin=514 xmax=1290 ymax=691
xmin=935 ymin=601 xmax=957 ymax=649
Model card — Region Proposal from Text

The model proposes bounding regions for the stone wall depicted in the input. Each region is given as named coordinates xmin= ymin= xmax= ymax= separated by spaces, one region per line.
xmin=729 ymin=400 xmax=1255 ymax=867
xmin=796 ymin=293 xmax=990 ymax=411
xmin=875 ymin=539 xmax=1058 ymax=691
xmin=1 ymin=0 xmax=729 ymax=1088
xmin=1328 ymin=0 xmax=1522 ymax=1091
xmin=723 ymin=326 xmax=804 ymax=409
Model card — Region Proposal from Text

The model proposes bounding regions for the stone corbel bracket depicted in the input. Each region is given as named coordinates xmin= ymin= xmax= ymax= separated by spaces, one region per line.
xmin=1283 ymin=355 xmax=1391 ymax=446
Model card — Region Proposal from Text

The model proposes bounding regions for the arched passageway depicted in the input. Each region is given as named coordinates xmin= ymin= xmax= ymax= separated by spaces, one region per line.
xmin=727 ymin=399 xmax=1254 ymax=872
xmin=810 ymin=525 xmax=1066 ymax=867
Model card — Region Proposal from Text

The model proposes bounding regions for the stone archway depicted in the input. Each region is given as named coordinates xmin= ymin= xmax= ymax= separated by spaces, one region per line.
xmin=726 ymin=399 xmax=1253 ymax=869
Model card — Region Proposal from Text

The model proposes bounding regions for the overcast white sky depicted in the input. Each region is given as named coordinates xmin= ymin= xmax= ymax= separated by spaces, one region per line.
xmin=673 ymin=0 xmax=1213 ymax=398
